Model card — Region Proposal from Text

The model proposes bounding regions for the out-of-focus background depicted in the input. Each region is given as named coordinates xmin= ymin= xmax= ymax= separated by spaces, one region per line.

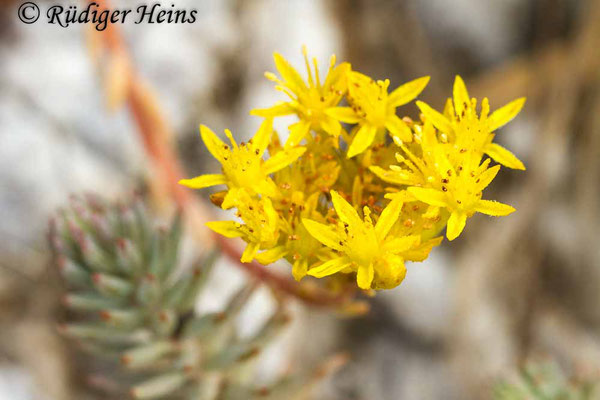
xmin=1 ymin=0 xmax=600 ymax=399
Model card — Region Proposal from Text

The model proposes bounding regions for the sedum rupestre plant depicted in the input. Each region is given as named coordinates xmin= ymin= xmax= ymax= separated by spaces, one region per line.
xmin=50 ymin=194 xmax=336 ymax=399
xmin=179 ymin=47 xmax=526 ymax=291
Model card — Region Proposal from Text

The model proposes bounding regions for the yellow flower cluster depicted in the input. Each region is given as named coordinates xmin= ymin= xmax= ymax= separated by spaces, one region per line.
xmin=180 ymin=47 xmax=526 ymax=291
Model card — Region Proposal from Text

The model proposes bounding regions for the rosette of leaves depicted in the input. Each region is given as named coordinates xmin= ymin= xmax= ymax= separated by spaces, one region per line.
xmin=49 ymin=195 xmax=340 ymax=399
xmin=493 ymin=361 xmax=600 ymax=400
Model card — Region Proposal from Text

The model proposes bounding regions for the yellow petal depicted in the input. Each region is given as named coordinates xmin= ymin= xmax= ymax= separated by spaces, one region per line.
xmin=475 ymin=200 xmax=515 ymax=216
xmin=308 ymin=257 xmax=351 ymax=278
xmin=323 ymin=61 xmax=350 ymax=90
xmin=446 ymin=211 xmax=467 ymax=241
xmin=321 ymin=115 xmax=342 ymax=138
xmin=221 ymin=187 xmax=245 ymax=210
xmin=241 ymin=242 xmax=260 ymax=263
xmin=250 ymin=102 xmax=295 ymax=117
xmin=273 ymin=53 xmax=306 ymax=94
xmin=200 ymin=124 xmax=228 ymax=163
xmin=453 ymin=75 xmax=470 ymax=117
xmin=286 ymin=120 xmax=311 ymax=147
xmin=356 ymin=263 xmax=374 ymax=290
xmin=254 ymin=246 xmax=287 ymax=265
xmin=178 ymin=174 xmax=226 ymax=189
xmin=292 ymin=258 xmax=308 ymax=281
xmin=251 ymin=117 xmax=274 ymax=156
xmin=385 ymin=115 xmax=412 ymax=142
xmin=205 ymin=221 xmax=243 ymax=238
xmin=443 ymin=98 xmax=455 ymax=119
xmin=374 ymin=198 xmax=403 ymax=240
xmin=388 ymin=76 xmax=430 ymax=107
xmin=488 ymin=97 xmax=526 ymax=131
xmin=382 ymin=235 xmax=420 ymax=253
xmin=403 ymin=236 xmax=443 ymax=262
xmin=433 ymin=145 xmax=455 ymax=176
xmin=347 ymin=71 xmax=372 ymax=98
xmin=326 ymin=107 xmax=360 ymax=124
xmin=255 ymin=179 xmax=279 ymax=199
xmin=263 ymin=197 xmax=279 ymax=229
xmin=475 ymin=165 xmax=500 ymax=192
xmin=330 ymin=190 xmax=362 ymax=227
xmin=369 ymin=166 xmax=414 ymax=185
xmin=416 ymin=101 xmax=454 ymax=134
xmin=263 ymin=147 xmax=306 ymax=174
xmin=347 ymin=124 xmax=377 ymax=158
xmin=302 ymin=218 xmax=343 ymax=251
xmin=407 ymin=187 xmax=449 ymax=208
xmin=421 ymin=120 xmax=439 ymax=147
xmin=484 ymin=143 xmax=525 ymax=170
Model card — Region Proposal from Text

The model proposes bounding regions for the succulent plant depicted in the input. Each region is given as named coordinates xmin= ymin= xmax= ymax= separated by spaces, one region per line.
xmin=49 ymin=194 xmax=341 ymax=399
xmin=493 ymin=360 xmax=600 ymax=400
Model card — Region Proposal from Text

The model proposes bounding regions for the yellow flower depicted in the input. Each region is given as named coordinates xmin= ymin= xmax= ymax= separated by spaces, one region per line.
xmin=178 ymin=118 xmax=305 ymax=209
xmin=182 ymin=51 xmax=526 ymax=293
xmin=255 ymin=192 xmax=333 ymax=281
xmin=327 ymin=71 xmax=429 ymax=158
xmin=416 ymin=75 xmax=526 ymax=170
xmin=206 ymin=191 xmax=280 ymax=263
xmin=302 ymin=191 xmax=420 ymax=290
xmin=251 ymin=46 xmax=351 ymax=147
xmin=369 ymin=121 xmax=446 ymax=188
xmin=408 ymin=158 xmax=515 ymax=241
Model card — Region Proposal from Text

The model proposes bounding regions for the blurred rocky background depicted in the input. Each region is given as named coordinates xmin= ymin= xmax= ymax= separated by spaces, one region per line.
xmin=1 ymin=0 xmax=599 ymax=399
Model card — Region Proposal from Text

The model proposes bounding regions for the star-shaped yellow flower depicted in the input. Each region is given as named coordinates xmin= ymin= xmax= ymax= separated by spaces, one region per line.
xmin=251 ymin=47 xmax=351 ymax=147
xmin=416 ymin=75 xmax=526 ymax=170
xmin=327 ymin=71 xmax=430 ymax=158
xmin=205 ymin=191 xmax=280 ymax=263
xmin=254 ymin=192 xmax=334 ymax=282
xmin=302 ymin=191 xmax=420 ymax=290
xmin=408 ymin=158 xmax=515 ymax=241
xmin=369 ymin=121 xmax=446 ymax=188
xmin=179 ymin=118 xmax=305 ymax=209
